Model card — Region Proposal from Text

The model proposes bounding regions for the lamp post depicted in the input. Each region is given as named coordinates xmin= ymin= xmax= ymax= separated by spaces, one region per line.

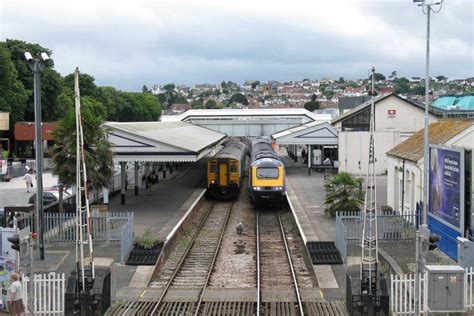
xmin=412 ymin=1 xmax=444 ymax=314
xmin=25 ymin=52 xmax=50 ymax=260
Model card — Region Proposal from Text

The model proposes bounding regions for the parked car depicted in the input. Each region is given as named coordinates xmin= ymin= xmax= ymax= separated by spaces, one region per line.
xmin=28 ymin=190 xmax=72 ymax=206
xmin=47 ymin=183 xmax=74 ymax=196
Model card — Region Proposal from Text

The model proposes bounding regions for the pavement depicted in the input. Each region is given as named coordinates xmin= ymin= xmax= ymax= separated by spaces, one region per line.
xmin=0 ymin=171 xmax=58 ymax=208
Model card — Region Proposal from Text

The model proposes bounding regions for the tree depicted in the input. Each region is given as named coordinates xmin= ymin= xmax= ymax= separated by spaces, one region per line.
xmin=119 ymin=92 xmax=161 ymax=121
xmin=96 ymin=86 xmax=126 ymax=121
xmin=0 ymin=44 xmax=28 ymax=125
xmin=3 ymin=39 xmax=63 ymax=122
xmin=304 ymin=101 xmax=320 ymax=112
xmin=323 ymin=90 xmax=335 ymax=100
xmin=435 ymin=75 xmax=447 ymax=82
xmin=251 ymin=81 xmax=260 ymax=89
xmin=229 ymin=93 xmax=248 ymax=105
xmin=389 ymin=70 xmax=397 ymax=79
xmin=324 ymin=172 xmax=364 ymax=217
xmin=205 ymin=99 xmax=218 ymax=109
xmin=221 ymin=81 xmax=227 ymax=89
xmin=412 ymin=85 xmax=425 ymax=95
xmin=142 ymin=85 xmax=149 ymax=93
xmin=52 ymin=106 xmax=114 ymax=204
xmin=163 ymin=83 xmax=175 ymax=91
xmin=393 ymin=77 xmax=411 ymax=94
xmin=370 ymin=73 xmax=386 ymax=81
xmin=63 ymin=72 xmax=97 ymax=98
xmin=338 ymin=77 xmax=345 ymax=83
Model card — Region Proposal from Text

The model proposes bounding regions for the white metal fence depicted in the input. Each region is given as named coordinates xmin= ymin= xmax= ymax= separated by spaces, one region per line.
xmin=390 ymin=267 xmax=474 ymax=315
xmin=22 ymin=272 xmax=66 ymax=315
xmin=19 ymin=212 xmax=135 ymax=262
xmin=335 ymin=211 xmax=419 ymax=262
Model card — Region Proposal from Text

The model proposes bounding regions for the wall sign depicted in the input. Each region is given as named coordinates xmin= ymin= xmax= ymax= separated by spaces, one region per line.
xmin=388 ymin=109 xmax=396 ymax=116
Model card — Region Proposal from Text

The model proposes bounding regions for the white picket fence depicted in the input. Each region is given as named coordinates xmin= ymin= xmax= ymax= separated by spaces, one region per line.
xmin=22 ymin=272 xmax=65 ymax=315
xmin=391 ymin=267 xmax=474 ymax=315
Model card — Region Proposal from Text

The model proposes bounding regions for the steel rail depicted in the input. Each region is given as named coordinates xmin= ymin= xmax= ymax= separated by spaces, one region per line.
xmin=193 ymin=202 xmax=234 ymax=316
xmin=277 ymin=211 xmax=304 ymax=316
xmin=256 ymin=210 xmax=261 ymax=316
xmin=147 ymin=203 xmax=216 ymax=316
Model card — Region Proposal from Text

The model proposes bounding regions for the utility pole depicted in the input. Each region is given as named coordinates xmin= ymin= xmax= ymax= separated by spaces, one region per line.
xmin=25 ymin=52 xmax=50 ymax=261
xmin=412 ymin=1 xmax=444 ymax=314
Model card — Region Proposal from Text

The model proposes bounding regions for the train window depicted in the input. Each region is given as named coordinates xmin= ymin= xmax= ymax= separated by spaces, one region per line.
xmin=210 ymin=165 xmax=218 ymax=173
xmin=230 ymin=165 xmax=237 ymax=173
xmin=256 ymin=167 xmax=278 ymax=179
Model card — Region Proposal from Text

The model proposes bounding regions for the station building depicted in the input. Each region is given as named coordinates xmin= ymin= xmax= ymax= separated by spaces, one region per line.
xmin=332 ymin=93 xmax=439 ymax=175
xmin=386 ymin=119 xmax=474 ymax=259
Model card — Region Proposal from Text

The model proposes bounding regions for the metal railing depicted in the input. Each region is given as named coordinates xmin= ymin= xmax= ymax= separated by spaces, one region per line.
xmin=335 ymin=211 xmax=419 ymax=262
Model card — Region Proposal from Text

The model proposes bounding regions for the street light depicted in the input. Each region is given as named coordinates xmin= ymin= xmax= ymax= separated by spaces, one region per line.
xmin=25 ymin=51 xmax=50 ymax=261
xmin=412 ymin=1 xmax=444 ymax=314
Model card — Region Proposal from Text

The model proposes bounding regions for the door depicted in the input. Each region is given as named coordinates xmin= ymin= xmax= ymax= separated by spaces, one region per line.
xmin=219 ymin=163 xmax=228 ymax=186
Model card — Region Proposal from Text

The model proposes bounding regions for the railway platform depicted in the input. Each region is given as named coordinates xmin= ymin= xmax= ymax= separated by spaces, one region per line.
xmin=281 ymin=152 xmax=346 ymax=300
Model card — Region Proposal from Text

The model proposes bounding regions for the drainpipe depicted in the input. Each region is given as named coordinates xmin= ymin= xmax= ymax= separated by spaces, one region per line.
xmin=401 ymin=160 xmax=405 ymax=214
xmin=415 ymin=161 xmax=424 ymax=223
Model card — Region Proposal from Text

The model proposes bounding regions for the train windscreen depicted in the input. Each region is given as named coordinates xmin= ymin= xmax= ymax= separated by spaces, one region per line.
xmin=256 ymin=167 xmax=279 ymax=179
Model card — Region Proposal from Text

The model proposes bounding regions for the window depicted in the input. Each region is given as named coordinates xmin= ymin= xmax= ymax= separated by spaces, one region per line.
xmin=210 ymin=165 xmax=217 ymax=173
xmin=341 ymin=107 xmax=372 ymax=131
xmin=230 ymin=164 xmax=237 ymax=173
xmin=257 ymin=167 xmax=279 ymax=179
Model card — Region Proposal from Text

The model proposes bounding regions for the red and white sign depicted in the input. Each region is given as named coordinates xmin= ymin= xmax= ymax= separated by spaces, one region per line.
xmin=388 ymin=109 xmax=396 ymax=116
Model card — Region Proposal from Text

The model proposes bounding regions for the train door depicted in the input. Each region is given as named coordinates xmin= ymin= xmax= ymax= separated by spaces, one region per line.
xmin=219 ymin=162 xmax=228 ymax=186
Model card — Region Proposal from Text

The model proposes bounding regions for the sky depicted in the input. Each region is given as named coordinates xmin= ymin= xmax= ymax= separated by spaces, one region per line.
xmin=1 ymin=0 xmax=473 ymax=91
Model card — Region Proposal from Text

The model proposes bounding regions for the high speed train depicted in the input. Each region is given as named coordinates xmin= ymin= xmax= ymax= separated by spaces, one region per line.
xmin=207 ymin=141 xmax=247 ymax=199
xmin=248 ymin=138 xmax=285 ymax=203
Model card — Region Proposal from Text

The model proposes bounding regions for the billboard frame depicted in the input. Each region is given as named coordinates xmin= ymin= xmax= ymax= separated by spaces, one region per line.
xmin=428 ymin=144 xmax=465 ymax=234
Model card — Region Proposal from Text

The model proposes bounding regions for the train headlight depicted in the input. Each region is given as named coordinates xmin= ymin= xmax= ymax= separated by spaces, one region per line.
xmin=253 ymin=186 xmax=261 ymax=191
xmin=211 ymin=180 xmax=216 ymax=184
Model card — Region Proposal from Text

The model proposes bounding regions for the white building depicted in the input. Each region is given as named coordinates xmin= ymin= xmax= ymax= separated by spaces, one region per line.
xmin=386 ymin=119 xmax=474 ymax=214
xmin=332 ymin=93 xmax=439 ymax=175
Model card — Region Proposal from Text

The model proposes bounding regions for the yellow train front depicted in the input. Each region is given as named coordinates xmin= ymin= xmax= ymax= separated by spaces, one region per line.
xmin=249 ymin=139 xmax=285 ymax=203
xmin=207 ymin=141 xmax=247 ymax=199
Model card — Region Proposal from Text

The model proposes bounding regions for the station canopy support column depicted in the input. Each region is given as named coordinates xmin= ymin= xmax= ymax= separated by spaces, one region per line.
xmin=134 ymin=161 xmax=139 ymax=196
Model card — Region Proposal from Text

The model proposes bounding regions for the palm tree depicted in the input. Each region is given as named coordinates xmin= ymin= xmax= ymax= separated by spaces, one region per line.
xmin=324 ymin=172 xmax=365 ymax=217
xmin=52 ymin=106 xmax=114 ymax=212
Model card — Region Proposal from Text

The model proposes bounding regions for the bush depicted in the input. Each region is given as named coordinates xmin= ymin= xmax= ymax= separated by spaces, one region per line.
xmin=324 ymin=172 xmax=365 ymax=217
xmin=135 ymin=227 xmax=160 ymax=250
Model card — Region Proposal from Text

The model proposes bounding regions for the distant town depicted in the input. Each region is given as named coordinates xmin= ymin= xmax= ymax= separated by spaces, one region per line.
xmin=150 ymin=75 xmax=474 ymax=117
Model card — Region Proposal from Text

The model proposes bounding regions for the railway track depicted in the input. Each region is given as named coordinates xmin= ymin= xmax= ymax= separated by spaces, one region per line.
xmin=150 ymin=202 xmax=233 ymax=314
xmin=108 ymin=196 xmax=347 ymax=315
xmin=257 ymin=209 xmax=304 ymax=316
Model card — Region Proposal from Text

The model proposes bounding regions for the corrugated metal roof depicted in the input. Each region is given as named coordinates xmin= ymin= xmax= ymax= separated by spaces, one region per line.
xmin=272 ymin=120 xmax=326 ymax=138
xmin=104 ymin=121 xmax=226 ymax=153
xmin=386 ymin=119 xmax=474 ymax=162
xmin=161 ymin=108 xmax=331 ymax=122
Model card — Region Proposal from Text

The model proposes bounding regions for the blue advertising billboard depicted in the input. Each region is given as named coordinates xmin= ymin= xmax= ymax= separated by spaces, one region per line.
xmin=429 ymin=146 xmax=465 ymax=231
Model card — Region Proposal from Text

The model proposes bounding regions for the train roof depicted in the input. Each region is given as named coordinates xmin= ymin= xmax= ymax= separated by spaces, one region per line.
xmin=213 ymin=141 xmax=247 ymax=160
xmin=250 ymin=138 xmax=280 ymax=162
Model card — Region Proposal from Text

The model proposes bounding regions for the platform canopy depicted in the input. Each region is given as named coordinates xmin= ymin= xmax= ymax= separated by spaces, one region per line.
xmin=104 ymin=121 xmax=226 ymax=162
xmin=271 ymin=121 xmax=338 ymax=145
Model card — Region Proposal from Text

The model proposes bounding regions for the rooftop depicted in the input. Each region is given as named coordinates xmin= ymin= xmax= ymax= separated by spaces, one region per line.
xmin=433 ymin=95 xmax=474 ymax=111
xmin=386 ymin=119 xmax=474 ymax=162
